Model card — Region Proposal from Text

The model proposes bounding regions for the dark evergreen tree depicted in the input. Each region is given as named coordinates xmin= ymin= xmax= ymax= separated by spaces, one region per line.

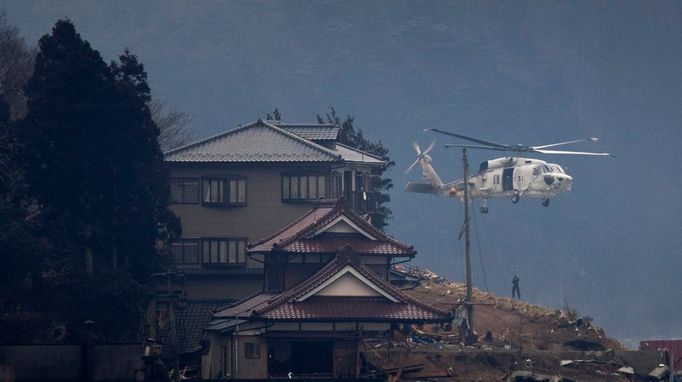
xmin=266 ymin=107 xmax=282 ymax=121
xmin=319 ymin=108 xmax=394 ymax=230
xmin=16 ymin=20 xmax=178 ymax=341
xmin=0 ymin=94 xmax=43 ymax=317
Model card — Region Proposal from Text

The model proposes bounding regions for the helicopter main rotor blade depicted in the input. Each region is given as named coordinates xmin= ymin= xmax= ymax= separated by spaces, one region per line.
xmin=533 ymin=138 xmax=599 ymax=150
xmin=422 ymin=141 xmax=436 ymax=156
xmin=533 ymin=149 xmax=614 ymax=157
xmin=405 ymin=158 xmax=421 ymax=174
xmin=425 ymin=128 xmax=509 ymax=148
xmin=444 ymin=144 xmax=510 ymax=151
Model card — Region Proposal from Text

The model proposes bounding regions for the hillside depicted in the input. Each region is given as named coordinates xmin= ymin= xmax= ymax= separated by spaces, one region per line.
xmin=360 ymin=269 xmax=664 ymax=382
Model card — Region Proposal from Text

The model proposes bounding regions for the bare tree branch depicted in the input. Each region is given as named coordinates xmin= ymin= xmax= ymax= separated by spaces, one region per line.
xmin=0 ymin=11 xmax=36 ymax=120
xmin=149 ymin=100 xmax=194 ymax=151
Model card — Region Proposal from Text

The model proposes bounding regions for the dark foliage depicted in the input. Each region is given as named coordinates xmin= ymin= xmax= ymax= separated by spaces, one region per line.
xmin=11 ymin=20 xmax=179 ymax=341
xmin=319 ymin=107 xmax=394 ymax=230
xmin=0 ymin=96 xmax=43 ymax=314
xmin=266 ymin=107 xmax=282 ymax=121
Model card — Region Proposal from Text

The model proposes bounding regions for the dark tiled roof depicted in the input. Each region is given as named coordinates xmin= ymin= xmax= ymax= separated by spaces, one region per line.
xmin=281 ymin=236 xmax=413 ymax=255
xmin=257 ymin=296 xmax=446 ymax=321
xmin=176 ymin=299 xmax=234 ymax=355
xmin=164 ymin=120 xmax=385 ymax=165
xmin=179 ymin=267 xmax=263 ymax=278
xmin=248 ymin=199 xmax=415 ymax=257
xmin=164 ymin=120 xmax=341 ymax=163
xmin=212 ymin=292 xmax=278 ymax=319
xmin=333 ymin=143 xmax=385 ymax=164
xmin=211 ymin=255 xmax=450 ymax=323
xmin=279 ymin=124 xmax=340 ymax=141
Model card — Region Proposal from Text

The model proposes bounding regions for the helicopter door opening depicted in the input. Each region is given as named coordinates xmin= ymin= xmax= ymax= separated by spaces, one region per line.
xmin=502 ymin=168 xmax=514 ymax=192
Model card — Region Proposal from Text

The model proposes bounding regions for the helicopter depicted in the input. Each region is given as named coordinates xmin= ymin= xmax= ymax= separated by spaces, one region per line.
xmin=404 ymin=129 xmax=613 ymax=213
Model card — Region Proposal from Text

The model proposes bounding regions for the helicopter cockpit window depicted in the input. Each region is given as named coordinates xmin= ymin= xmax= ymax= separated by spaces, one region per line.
xmin=533 ymin=166 xmax=541 ymax=176
xmin=552 ymin=165 xmax=565 ymax=173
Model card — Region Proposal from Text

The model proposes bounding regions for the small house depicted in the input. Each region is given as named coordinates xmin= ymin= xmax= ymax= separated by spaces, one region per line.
xmin=202 ymin=199 xmax=451 ymax=379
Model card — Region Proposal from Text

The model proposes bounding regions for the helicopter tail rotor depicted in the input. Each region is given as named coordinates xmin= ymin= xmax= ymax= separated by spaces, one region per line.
xmin=405 ymin=141 xmax=436 ymax=174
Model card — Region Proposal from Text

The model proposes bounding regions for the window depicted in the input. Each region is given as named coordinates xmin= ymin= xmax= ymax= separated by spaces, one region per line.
xmin=201 ymin=238 xmax=246 ymax=266
xmin=170 ymin=178 xmax=200 ymax=204
xmin=493 ymin=175 xmax=500 ymax=185
xmin=282 ymin=174 xmax=327 ymax=201
xmin=201 ymin=177 xmax=246 ymax=206
xmin=171 ymin=239 xmax=200 ymax=264
xmin=331 ymin=172 xmax=342 ymax=198
xmin=244 ymin=342 xmax=260 ymax=359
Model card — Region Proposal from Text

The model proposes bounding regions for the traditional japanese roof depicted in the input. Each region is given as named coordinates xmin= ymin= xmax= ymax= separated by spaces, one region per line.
xmin=334 ymin=143 xmax=385 ymax=164
xmin=209 ymin=254 xmax=450 ymax=325
xmin=175 ymin=299 xmax=234 ymax=355
xmin=212 ymin=291 xmax=278 ymax=319
xmin=247 ymin=199 xmax=416 ymax=257
xmin=164 ymin=119 xmax=385 ymax=165
xmin=277 ymin=123 xmax=340 ymax=141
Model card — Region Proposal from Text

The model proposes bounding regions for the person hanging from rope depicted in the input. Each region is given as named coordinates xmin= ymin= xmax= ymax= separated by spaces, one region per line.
xmin=512 ymin=274 xmax=521 ymax=299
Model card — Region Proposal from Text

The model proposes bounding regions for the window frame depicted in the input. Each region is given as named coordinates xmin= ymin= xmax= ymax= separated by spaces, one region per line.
xmin=281 ymin=173 xmax=328 ymax=202
xmin=200 ymin=176 xmax=247 ymax=207
xmin=169 ymin=178 xmax=201 ymax=204
xmin=170 ymin=238 xmax=200 ymax=264
xmin=244 ymin=341 xmax=261 ymax=359
xmin=200 ymin=237 xmax=248 ymax=267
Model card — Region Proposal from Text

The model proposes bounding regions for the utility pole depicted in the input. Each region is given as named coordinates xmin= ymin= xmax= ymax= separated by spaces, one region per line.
xmin=462 ymin=148 xmax=474 ymax=339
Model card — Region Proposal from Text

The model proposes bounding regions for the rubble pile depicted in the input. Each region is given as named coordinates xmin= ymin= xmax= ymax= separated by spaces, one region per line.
xmin=363 ymin=267 xmax=670 ymax=381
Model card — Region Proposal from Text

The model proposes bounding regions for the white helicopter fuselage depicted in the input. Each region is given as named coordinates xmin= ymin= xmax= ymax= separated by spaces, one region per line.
xmin=459 ymin=157 xmax=573 ymax=200
xmin=406 ymin=133 xmax=608 ymax=211
xmin=405 ymin=155 xmax=573 ymax=208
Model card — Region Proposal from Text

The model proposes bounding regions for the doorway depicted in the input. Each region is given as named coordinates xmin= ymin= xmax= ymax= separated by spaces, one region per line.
xmin=268 ymin=339 xmax=333 ymax=377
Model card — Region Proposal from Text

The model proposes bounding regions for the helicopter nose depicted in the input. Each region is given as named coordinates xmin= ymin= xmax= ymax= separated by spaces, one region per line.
xmin=556 ymin=175 xmax=572 ymax=188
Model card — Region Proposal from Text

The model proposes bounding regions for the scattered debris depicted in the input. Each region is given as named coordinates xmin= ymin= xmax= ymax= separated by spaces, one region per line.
xmin=648 ymin=364 xmax=669 ymax=380
xmin=509 ymin=370 xmax=575 ymax=382
xmin=564 ymin=339 xmax=607 ymax=351
xmin=366 ymin=267 xmax=666 ymax=382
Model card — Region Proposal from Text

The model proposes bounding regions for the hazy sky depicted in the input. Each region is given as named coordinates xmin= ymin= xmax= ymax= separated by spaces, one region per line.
xmin=5 ymin=1 xmax=682 ymax=347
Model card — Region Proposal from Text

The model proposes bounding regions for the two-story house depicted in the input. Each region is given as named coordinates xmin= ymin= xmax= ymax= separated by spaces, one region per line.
xmin=154 ymin=119 xmax=388 ymax=370
xmin=163 ymin=119 xmax=386 ymax=300
xmin=202 ymin=199 xmax=451 ymax=379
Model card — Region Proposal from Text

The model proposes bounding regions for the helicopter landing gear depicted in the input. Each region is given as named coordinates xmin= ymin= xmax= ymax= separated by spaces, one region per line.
xmin=511 ymin=193 xmax=520 ymax=204
xmin=542 ymin=198 xmax=550 ymax=207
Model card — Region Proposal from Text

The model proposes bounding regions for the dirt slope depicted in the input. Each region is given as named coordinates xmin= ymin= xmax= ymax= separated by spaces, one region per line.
xmin=406 ymin=279 xmax=622 ymax=352
xmin=360 ymin=271 xmax=662 ymax=382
